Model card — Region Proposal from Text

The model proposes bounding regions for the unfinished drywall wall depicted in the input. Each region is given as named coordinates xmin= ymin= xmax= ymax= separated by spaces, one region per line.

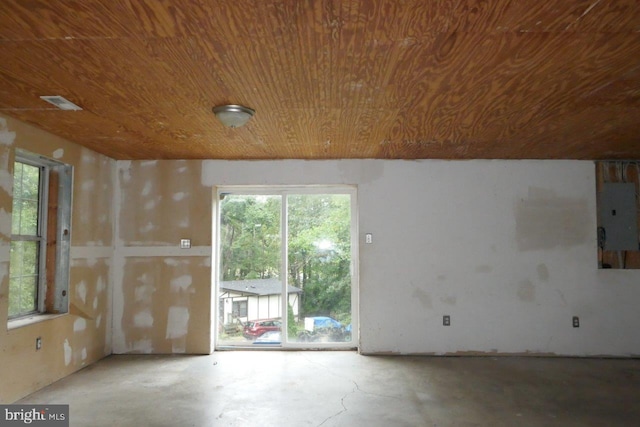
xmin=113 ymin=159 xmax=640 ymax=357
xmin=0 ymin=114 xmax=114 ymax=403
xmin=113 ymin=160 xmax=211 ymax=354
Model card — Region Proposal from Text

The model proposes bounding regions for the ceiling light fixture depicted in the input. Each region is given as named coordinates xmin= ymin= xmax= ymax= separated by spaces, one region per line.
xmin=212 ymin=104 xmax=255 ymax=128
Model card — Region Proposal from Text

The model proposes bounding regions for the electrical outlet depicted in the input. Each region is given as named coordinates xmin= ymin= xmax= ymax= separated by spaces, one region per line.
xmin=443 ymin=315 xmax=451 ymax=326
xmin=180 ymin=239 xmax=191 ymax=249
xmin=365 ymin=233 xmax=373 ymax=244
xmin=572 ymin=316 xmax=580 ymax=328
xmin=36 ymin=337 xmax=42 ymax=350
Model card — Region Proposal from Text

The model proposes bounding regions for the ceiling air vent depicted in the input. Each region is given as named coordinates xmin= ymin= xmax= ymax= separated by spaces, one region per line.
xmin=39 ymin=96 xmax=82 ymax=111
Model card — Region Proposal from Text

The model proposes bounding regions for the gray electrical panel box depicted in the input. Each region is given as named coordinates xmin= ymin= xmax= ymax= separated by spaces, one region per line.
xmin=600 ymin=183 xmax=638 ymax=251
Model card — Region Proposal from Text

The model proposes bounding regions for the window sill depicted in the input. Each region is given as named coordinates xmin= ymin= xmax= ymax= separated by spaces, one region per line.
xmin=7 ymin=313 xmax=67 ymax=331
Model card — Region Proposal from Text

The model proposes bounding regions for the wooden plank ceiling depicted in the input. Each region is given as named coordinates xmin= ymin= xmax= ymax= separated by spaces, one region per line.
xmin=0 ymin=0 xmax=639 ymax=160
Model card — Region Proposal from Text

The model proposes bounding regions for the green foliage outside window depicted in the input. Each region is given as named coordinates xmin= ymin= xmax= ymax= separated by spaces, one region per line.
xmin=287 ymin=303 xmax=298 ymax=337
xmin=9 ymin=162 xmax=42 ymax=318
xmin=220 ymin=193 xmax=352 ymax=324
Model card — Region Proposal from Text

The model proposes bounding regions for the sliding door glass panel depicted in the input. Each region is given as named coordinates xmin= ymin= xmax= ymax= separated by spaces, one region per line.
xmin=218 ymin=194 xmax=282 ymax=346
xmin=286 ymin=194 xmax=353 ymax=344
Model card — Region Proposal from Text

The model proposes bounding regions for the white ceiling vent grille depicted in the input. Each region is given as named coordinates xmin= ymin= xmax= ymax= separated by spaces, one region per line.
xmin=39 ymin=96 xmax=83 ymax=111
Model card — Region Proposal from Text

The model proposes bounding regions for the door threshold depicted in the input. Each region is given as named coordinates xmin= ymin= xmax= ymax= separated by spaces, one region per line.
xmin=215 ymin=346 xmax=358 ymax=351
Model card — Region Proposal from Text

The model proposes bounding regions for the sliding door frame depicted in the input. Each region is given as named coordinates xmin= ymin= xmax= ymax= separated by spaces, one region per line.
xmin=213 ymin=185 xmax=359 ymax=350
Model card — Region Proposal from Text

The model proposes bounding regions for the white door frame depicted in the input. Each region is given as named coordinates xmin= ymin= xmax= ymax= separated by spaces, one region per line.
xmin=213 ymin=185 xmax=359 ymax=350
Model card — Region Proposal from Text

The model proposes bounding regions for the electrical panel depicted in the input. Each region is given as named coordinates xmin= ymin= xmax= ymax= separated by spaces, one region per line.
xmin=600 ymin=183 xmax=638 ymax=251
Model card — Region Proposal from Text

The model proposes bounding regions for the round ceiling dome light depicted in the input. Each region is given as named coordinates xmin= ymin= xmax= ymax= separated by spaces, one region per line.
xmin=212 ymin=104 xmax=255 ymax=128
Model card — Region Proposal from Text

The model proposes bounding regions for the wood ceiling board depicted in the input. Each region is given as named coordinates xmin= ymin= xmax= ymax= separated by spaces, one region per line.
xmin=6 ymin=109 xmax=152 ymax=159
xmin=0 ymin=1 xmax=639 ymax=160
xmin=0 ymin=1 xmax=139 ymax=40
xmin=507 ymin=105 xmax=640 ymax=159
xmin=8 ymin=1 xmax=634 ymax=41
xmin=447 ymin=0 xmax=640 ymax=33
xmin=0 ymin=72 xmax=61 ymax=111
xmin=383 ymin=31 xmax=640 ymax=148
xmin=0 ymin=0 xmax=232 ymax=40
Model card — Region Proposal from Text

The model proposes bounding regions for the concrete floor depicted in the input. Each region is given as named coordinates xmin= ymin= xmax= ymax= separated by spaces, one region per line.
xmin=19 ymin=352 xmax=640 ymax=427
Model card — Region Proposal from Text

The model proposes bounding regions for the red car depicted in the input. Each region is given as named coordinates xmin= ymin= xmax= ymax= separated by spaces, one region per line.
xmin=243 ymin=319 xmax=281 ymax=340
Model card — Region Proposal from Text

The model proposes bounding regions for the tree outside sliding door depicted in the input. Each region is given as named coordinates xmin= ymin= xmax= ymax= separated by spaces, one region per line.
xmin=217 ymin=194 xmax=282 ymax=346
xmin=216 ymin=187 xmax=357 ymax=348
xmin=286 ymin=194 xmax=353 ymax=345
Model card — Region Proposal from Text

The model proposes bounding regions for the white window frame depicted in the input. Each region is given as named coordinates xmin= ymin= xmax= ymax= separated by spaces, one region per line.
xmin=8 ymin=149 xmax=73 ymax=324
xmin=214 ymin=185 xmax=359 ymax=350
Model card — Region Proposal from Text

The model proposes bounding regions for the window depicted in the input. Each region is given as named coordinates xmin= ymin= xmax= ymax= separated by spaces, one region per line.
xmin=232 ymin=300 xmax=248 ymax=318
xmin=8 ymin=150 xmax=72 ymax=320
xmin=9 ymin=161 xmax=41 ymax=317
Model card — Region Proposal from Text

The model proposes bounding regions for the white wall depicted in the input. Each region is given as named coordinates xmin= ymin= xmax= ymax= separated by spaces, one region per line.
xmin=199 ymin=159 xmax=640 ymax=356
xmin=113 ymin=159 xmax=640 ymax=356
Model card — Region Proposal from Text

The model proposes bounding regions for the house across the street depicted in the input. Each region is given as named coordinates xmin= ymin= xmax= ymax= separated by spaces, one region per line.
xmin=219 ymin=278 xmax=302 ymax=326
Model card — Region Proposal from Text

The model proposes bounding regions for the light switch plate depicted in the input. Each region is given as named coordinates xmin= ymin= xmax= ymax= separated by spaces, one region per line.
xmin=180 ymin=239 xmax=191 ymax=249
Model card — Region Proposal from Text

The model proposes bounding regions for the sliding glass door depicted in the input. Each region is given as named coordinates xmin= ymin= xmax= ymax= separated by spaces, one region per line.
xmin=217 ymin=194 xmax=282 ymax=346
xmin=216 ymin=187 xmax=357 ymax=349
